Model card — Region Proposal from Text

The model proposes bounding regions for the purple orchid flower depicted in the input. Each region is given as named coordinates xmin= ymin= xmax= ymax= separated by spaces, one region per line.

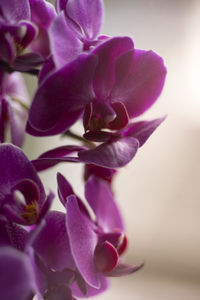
xmin=57 ymin=173 xmax=143 ymax=293
xmin=0 ymin=0 xmax=55 ymax=71
xmin=32 ymin=210 xmax=107 ymax=299
xmin=51 ymin=0 xmax=104 ymax=68
xmin=0 ymin=143 xmax=53 ymax=225
xmin=28 ymin=36 xmax=166 ymax=135
xmin=0 ymin=70 xmax=29 ymax=147
xmin=27 ymin=36 xmax=166 ymax=168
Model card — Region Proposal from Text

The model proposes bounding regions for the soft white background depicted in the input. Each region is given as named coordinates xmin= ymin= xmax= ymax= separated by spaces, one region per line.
xmin=25 ymin=0 xmax=200 ymax=299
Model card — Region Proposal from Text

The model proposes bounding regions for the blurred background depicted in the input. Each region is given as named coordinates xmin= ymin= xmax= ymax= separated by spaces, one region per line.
xmin=24 ymin=0 xmax=200 ymax=299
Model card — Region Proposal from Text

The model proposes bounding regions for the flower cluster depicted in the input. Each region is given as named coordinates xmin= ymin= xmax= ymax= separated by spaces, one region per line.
xmin=0 ymin=0 xmax=167 ymax=299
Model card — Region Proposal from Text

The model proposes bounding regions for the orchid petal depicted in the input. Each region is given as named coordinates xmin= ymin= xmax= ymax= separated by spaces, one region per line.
xmin=66 ymin=0 xmax=104 ymax=40
xmin=0 ymin=144 xmax=45 ymax=203
xmin=33 ymin=211 xmax=75 ymax=271
xmin=13 ymin=52 xmax=43 ymax=71
xmin=66 ymin=195 xmax=100 ymax=288
xmin=109 ymin=102 xmax=129 ymax=130
xmin=56 ymin=0 xmax=67 ymax=12
xmin=0 ymin=219 xmax=28 ymax=250
xmin=124 ymin=116 xmax=166 ymax=147
xmin=0 ymin=246 xmax=35 ymax=300
xmin=0 ymin=0 xmax=30 ymax=22
xmin=30 ymin=0 xmax=56 ymax=29
xmin=111 ymin=49 xmax=167 ymax=118
xmin=85 ymin=176 xmax=124 ymax=231
xmin=105 ymin=262 xmax=144 ymax=277
xmin=18 ymin=20 xmax=38 ymax=49
xmin=28 ymin=53 xmax=97 ymax=135
xmin=31 ymin=145 xmax=85 ymax=171
xmin=32 ymin=156 xmax=80 ymax=172
xmin=50 ymin=12 xmax=82 ymax=68
xmin=79 ymin=136 xmax=139 ymax=168
xmin=92 ymin=37 xmax=134 ymax=99
xmin=94 ymin=241 xmax=119 ymax=272
xmin=57 ymin=172 xmax=74 ymax=205
xmin=38 ymin=57 xmax=55 ymax=84
xmin=29 ymin=0 xmax=56 ymax=59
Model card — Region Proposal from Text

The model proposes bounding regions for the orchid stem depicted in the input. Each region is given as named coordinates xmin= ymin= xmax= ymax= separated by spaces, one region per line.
xmin=62 ymin=130 xmax=95 ymax=148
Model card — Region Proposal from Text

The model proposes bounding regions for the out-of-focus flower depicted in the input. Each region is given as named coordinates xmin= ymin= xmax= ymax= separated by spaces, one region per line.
xmin=0 ymin=0 xmax=56 ymax=71
xmin=0 ymin=143 xmax=53 ymax=225
xmin=0 ymin=70 xmax=29 ymax=146
xmin=29 ymin=0 xmax=56 ymax=59
xmin=0 ymin=246 xmax=35 ymax=300
xmin=0 ymin=216 xmax=37 ymax=300
xmin=51 ymin=0 xmax=104 ymax=67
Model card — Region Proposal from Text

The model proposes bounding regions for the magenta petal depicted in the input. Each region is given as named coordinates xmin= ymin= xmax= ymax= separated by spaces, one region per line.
xmin=111 ymin=49 xmax=167 ymax=118
xmin=57 ymin=172 xmax=74 ymax=206
xmin=94 ymin=241 xmax=119 ymax=272
xmin=28 ymin=54 xmax=97 ymax=135
xmin=4 ymin=72 xmax=30 ymax=104
xmin=31 ymin=145 xmax=85 ymax=171
xmin=124 ymin=116 xmax=166 ymax=147
xmin=37 ymin=191 xmax=54 ymax=224
xmin=50 ymin=12 xmax=82 ymax=68
xmin=0 ymin=144 xmax=45 ymax=202
xmin=56 ymin=0 xmax=67 ymax=12
xmin=18 ymin=21 xmax=38 ymax=49
xmin=92 ymin=37 xmax=134 ymax=99
xmin=79 ymin=136 xmax=139 ymax=168
xmin=57 ymin=173 xmax=91 ymax=219
xmin=38 ymin=145 xmax=85 ymax=159
xmin=66 ymin=0 xmax=104 ymax=39
xmin=105 ymin=262 xmax=144 ymax=277
xmin=0 ymin=0 xmax=30 ymax=22
xmin=0 ymin=219 xmax=28 ymax=250
xmin=38 ymin=57 xmax=55 ymax=84
xmin=66 ymin=195 xmax=100 ymax=288
xmin=12 ymin=178 xmax=40 ymax=204
xmin=30 ymin=0 xmax=56 ymax=29
xmin=85 ymin=176 xmax=124 ymax=231
xmin=0 ymin=247 xmax=34 ymax=300
xmin=32 ymin=156 xmax=80 ymax=172
xmin=109 ymin=102 xmax=129 ymax=130
xmin=33 ymin=211 xmax=75 ymax=271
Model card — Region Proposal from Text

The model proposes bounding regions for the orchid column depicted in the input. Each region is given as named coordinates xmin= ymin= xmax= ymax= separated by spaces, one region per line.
xmin=0 ymin=0 xmax=166 ymax=300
